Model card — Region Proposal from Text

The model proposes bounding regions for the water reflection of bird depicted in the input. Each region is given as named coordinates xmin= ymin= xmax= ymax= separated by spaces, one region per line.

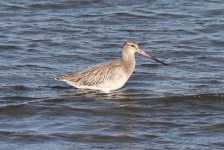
xmin=55 ymin=40 xmax=168 ymax=91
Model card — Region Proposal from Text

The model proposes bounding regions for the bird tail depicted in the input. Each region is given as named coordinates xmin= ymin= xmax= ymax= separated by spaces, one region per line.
xmin=55 ymin=75 xmax=64 ymax=81
xmin=55 ymin=73 xmax=76 ymax=81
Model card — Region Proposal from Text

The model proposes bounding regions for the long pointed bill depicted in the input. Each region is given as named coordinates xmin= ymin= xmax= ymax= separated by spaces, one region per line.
xmin=137 ymin=49 xmax=168 ymax=66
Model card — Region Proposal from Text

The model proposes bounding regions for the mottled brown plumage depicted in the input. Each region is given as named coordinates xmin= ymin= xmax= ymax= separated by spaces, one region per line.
xmin=55 ymin=40 xmax=168 ymax=91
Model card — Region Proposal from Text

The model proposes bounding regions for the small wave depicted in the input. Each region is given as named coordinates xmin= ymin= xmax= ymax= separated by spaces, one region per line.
xmin=27 ymin=3 xmax=66 ymax=9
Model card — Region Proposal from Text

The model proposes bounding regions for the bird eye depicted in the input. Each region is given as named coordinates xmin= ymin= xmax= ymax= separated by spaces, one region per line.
xmin=131 ymin=45 xmax=135 ymax=47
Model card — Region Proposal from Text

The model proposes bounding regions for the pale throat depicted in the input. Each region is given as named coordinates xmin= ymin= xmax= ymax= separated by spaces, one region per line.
xmin=121 ymin=51 xmax=136 ymax=74
xmin=121 ymin=51 xmax=135 ymax=63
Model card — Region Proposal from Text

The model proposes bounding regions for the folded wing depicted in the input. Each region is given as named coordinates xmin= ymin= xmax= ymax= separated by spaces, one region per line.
xmin=56 ymin=62 xmax=122 ymax=86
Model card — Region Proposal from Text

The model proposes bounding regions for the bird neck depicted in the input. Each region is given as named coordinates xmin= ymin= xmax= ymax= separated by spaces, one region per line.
xmin=121 ymin=50 xmax=136 ymax=73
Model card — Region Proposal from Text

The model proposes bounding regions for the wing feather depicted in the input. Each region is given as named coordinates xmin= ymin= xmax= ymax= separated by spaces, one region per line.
xmin=56 ymin=62 xmax=122 ymax=86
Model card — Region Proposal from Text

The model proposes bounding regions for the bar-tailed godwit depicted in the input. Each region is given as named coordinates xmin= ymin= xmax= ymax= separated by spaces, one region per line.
xmin=55 ymin=40 xmax=168 ymax=91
